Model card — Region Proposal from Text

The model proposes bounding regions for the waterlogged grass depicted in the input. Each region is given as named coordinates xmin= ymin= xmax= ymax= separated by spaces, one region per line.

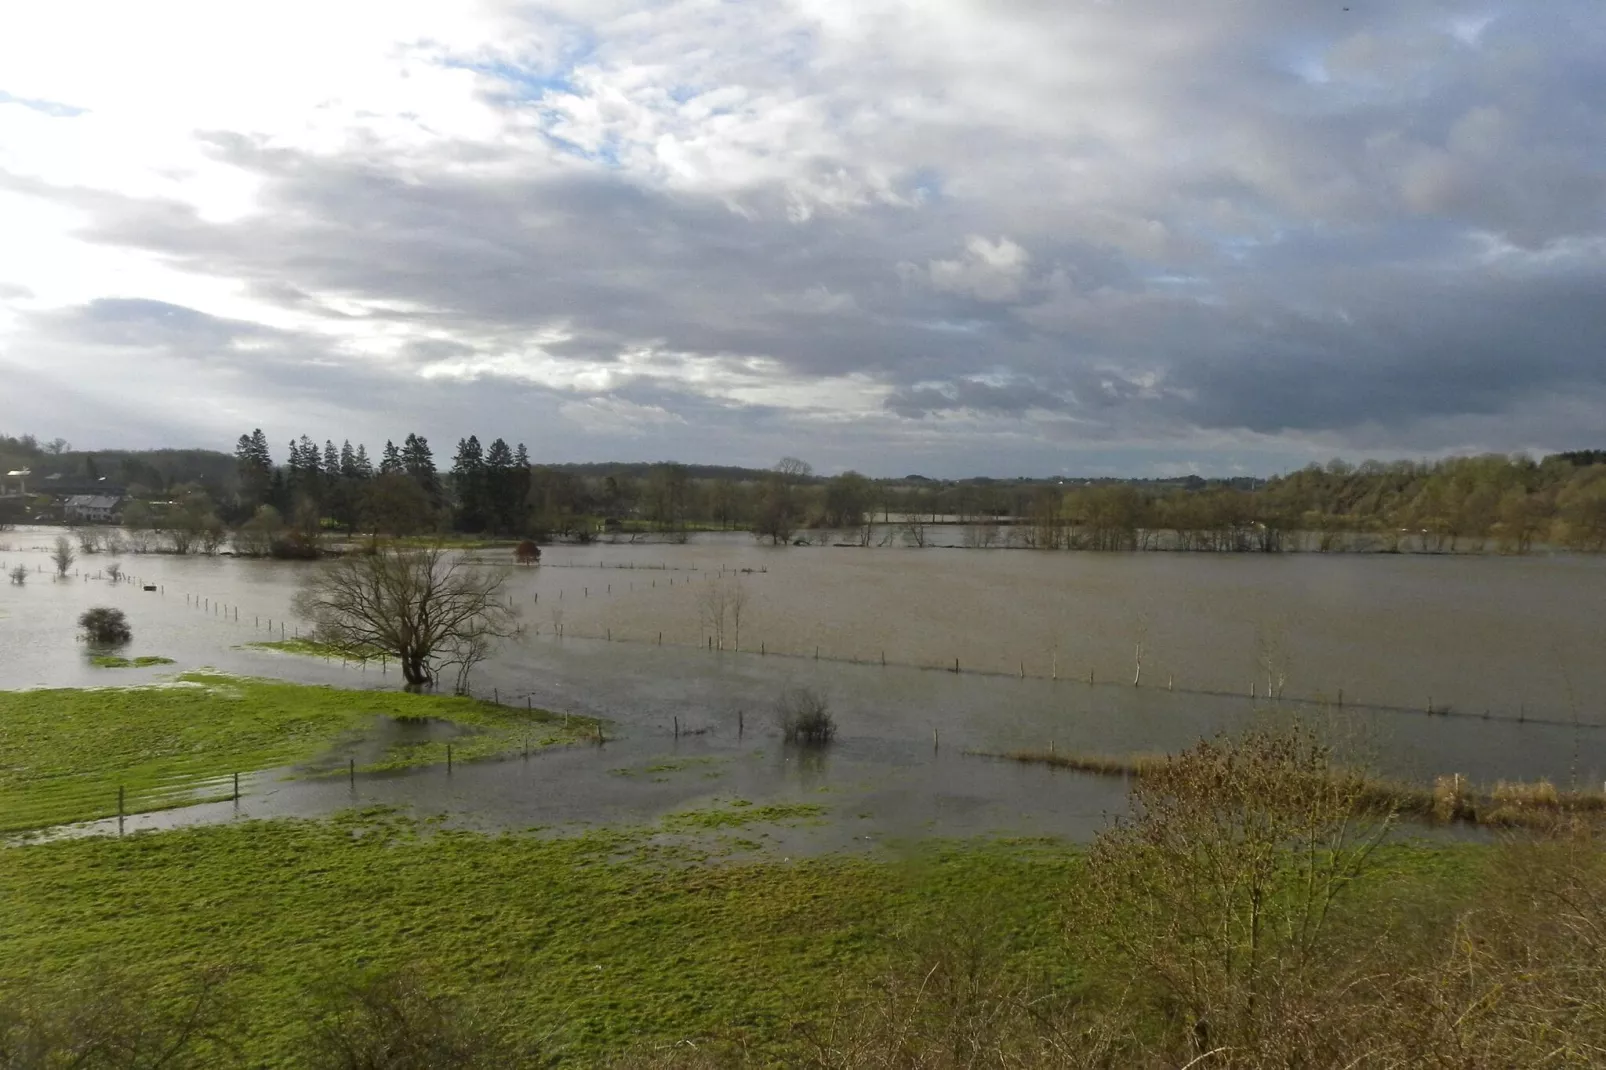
xmin=0 ymin=812 xmax=1483 ymax=1066
xmin=660 ymin=798 xmax=827 ymax=832
xmin=247 ymin=637 xmax=384 ymax=661
xmin=88 ymin=654 xmax=175 ymax=669
xmin=0 ymin=675 xmax=598 ymax=832
xmin=0 ymin=814 xmax=1080 ymax=1064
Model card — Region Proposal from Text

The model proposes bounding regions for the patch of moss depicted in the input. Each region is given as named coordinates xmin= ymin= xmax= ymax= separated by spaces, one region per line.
xmin=89 ymin=655 xmax=175 ymax=669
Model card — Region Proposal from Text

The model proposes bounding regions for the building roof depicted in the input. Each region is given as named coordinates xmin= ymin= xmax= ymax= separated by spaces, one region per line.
xmin=65 ymin=495 xmax=122 ymax=510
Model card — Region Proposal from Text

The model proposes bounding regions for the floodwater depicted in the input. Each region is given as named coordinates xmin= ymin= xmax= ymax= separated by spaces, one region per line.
xmin=2 ymin=526 xmax=1603 ymax=842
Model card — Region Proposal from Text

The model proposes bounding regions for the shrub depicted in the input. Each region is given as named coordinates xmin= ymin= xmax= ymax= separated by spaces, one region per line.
xmin=777 ymin=687 xmax=836 ymax=745
xmin=514 ymin=540 xmax=542 ymax=566
xmin=304 ymin=969 xmax=527 ymax=1069
xmin=7 ymin=565 xmax=24 ymax=585
xmin=79 ymin=606 xmax=132 ymax=645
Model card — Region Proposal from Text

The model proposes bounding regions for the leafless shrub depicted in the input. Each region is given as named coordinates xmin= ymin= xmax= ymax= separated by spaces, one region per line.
xmin=1068 ymin=724 xmax=1396 ymax=1065
xmin=303 ymin=969 xmax=532 ymax=1069
xmin=0 ymin=966 xmax=236 ymax=1069
xmin=777 ymin=687 xmax=836 ymax=745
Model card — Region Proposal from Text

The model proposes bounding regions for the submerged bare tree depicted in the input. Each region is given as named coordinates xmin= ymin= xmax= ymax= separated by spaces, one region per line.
xmin=696 ymin=575 xmax=751 ymax=651
xmin=293 ymin=544 xmax=519 ymax=687
xmin=50 ymin=535 xmax=75 ymax=578
xmin=1256 ymin=618 xmax=1294 ymax=700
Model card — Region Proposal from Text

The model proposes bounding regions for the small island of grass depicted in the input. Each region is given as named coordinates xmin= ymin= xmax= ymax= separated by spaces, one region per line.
xmin=88 ymin=654 xmax=176 ymax=669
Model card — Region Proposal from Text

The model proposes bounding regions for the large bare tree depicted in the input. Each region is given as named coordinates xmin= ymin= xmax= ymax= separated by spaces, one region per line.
xmin=293 ymin=544 xmax=519 ymax=688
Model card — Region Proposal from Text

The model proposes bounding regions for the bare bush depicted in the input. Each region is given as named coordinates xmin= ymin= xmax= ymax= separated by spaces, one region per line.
xmin=7 ymin=565 xmax=24 ymax=586
xmin=105 ymin=563 xmax=122 ymax=583
xmin=79 ymin=607 xmax=132 ymax=645
xmin=1069 ymin=724 xmax=1396 ymax=1065
xmin=0 ymin=966 xmax=235 ymax=1069
xmin=777 ymin=687 xmax=836 ymax=744
xmin=303 ymin=969 xmax=531 ymax=1069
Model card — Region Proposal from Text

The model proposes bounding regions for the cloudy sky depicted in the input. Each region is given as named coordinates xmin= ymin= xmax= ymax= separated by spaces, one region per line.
xmin=1 ymin=1 xmax=1603 ymax=477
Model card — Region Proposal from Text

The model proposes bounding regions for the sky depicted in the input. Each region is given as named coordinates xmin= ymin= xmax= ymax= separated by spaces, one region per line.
xmin=1 ymin=1 xmax=1603 ymax=478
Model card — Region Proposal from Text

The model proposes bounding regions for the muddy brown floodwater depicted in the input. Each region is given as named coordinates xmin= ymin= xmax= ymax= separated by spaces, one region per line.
xmin=3 ymin=527 xmax=1603 ymax=842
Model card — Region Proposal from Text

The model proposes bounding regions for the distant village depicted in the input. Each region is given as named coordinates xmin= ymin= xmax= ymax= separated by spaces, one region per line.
xmin=1 ymin=468 xmax=126 ymax=525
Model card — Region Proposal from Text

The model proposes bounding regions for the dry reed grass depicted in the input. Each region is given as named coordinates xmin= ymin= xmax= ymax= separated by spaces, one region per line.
xmin=982 ymin=748 xmax=1606 ymax=829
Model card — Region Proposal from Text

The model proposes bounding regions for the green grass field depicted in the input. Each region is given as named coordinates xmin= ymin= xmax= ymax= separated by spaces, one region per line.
xmin=0 ymin=674 xmax=597 ymax=832
xmin=0 ymin=807 xmax=1481 ymax=1066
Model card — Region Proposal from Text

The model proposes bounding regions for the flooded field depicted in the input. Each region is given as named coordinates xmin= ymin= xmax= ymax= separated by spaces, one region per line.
xmin=3 ymin=526 xmax=1604 ymax=840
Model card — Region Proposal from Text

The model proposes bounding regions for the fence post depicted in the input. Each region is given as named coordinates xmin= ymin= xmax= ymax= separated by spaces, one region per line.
xmin=233 ymin=772 xmax=240 ymax=800
xmin=350 ymin=758 xmax=355 ymax=786
xmin=447 ymin=743 xmax=453 ymax=771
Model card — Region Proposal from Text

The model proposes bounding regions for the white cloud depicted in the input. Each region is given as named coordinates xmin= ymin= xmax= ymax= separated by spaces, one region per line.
xmin=915 ymin=236 xmax=1031 ymax=303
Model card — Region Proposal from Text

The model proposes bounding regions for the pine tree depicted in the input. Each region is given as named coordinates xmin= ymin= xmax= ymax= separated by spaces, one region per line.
xmin=339 ymin=440 xmax=358 ymax=480
xmin=402 ymin=434 xmax=441 ymax=507
xmin=353 ymin=444 xmax=374 ymax=480
xmin=380 ymin=440 xmax=403 ymax=475
xmin=513 ymin=443 xmax=532 ymax=532
xmin=451 ymin=435 xmax=488 ymax=532
xmin=485 ymin=438 xmax=516 ymax=533
xmin=323 ymin=440 xmax=340 ymax=478
xmin=234 ymin=429 xmax=273 ymax=510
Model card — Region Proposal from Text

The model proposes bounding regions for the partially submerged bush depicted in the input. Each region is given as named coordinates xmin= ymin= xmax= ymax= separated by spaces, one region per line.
xmin=777 ymin=687 xmax=836 ymax=745
xmin=7 ymin=564 xmax=24 ymax=585
xmin=79 ymin=606 xmax=132 ymax=645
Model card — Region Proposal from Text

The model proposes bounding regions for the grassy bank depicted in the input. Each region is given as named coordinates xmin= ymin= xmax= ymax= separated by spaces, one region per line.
xmin=980 ymin=747 xmax=1606 ymax=828
xmin=0 ymin=810 xmax=1474 ymax=1066
xmin=0 ymin=675 xmax=598 ymax=832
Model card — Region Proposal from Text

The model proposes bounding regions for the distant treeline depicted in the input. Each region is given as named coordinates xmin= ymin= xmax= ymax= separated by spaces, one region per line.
xmin=4 ymin=430 xmax=1605 ymax=553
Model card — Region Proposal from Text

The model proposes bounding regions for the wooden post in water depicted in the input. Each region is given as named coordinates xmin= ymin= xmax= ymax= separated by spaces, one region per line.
xmin=494 ymin=688 xmax=499 ymax=704
xmin=954 ymin=657 xmax=960 ymax=674
xmin=349 ymin=759 xmax=354 ymax=786
xmin=447 ymin=743 xmax=453 ymax=771
xmin=233 ymin=772 xmax=240 ymax=800
xmin=1088 ymin=668 xmax=1094 ymax=685
xmin=674 ymin=716 xmax=679 ymax=738
xmin=1428 ymin=697 xmax=1434 ymax=715
xmin=933 ymin=727 xmax=939 ymax=752
xmin=1168 ymin=674 xmax=1174 ymax=691
xmin=738 ymin=710 xmax=744 ymax=738
xmin=1338 ymin=688 xmax=1344 ymax=707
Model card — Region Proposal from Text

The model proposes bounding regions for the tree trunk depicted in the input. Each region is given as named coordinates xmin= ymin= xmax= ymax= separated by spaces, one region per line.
xmin=402 ymin=654 xmax=430 ymax=686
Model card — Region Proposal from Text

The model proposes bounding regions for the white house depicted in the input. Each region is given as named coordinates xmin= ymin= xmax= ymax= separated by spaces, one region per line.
xmin=1 ymin=469 xmax=28 ymax=497
xmin=64 ymin=495 xmax=121 ymax=523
